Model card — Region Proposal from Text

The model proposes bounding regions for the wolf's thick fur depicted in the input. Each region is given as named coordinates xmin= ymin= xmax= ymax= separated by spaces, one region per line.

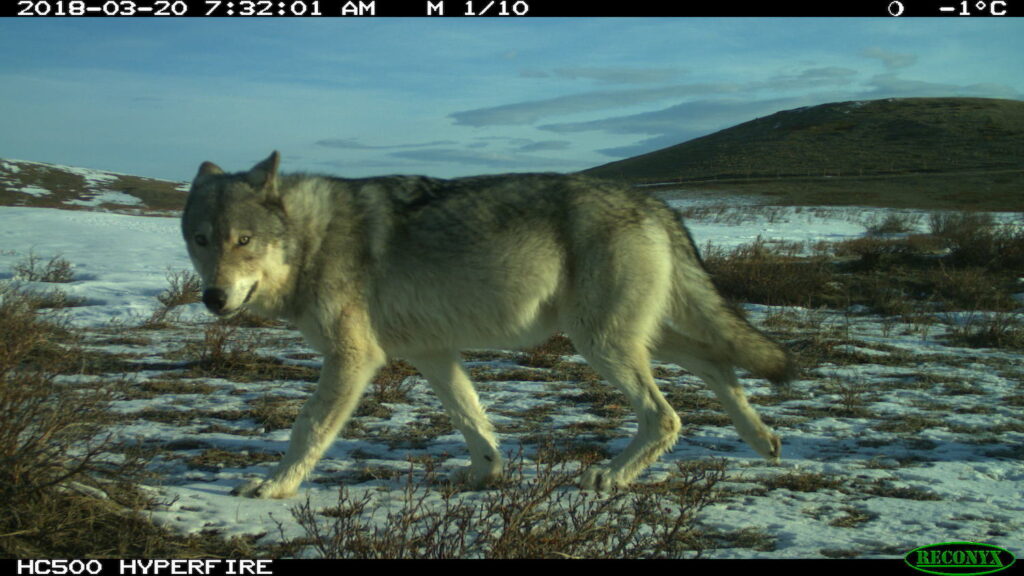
xmin=181 ymin=151 xmax=792 ymax=497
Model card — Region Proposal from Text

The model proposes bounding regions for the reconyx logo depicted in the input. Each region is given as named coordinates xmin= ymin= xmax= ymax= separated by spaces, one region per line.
xmin=905 ymin=542 xmax=1016 ymax=576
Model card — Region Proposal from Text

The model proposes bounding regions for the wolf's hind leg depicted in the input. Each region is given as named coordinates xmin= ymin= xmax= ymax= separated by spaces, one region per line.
xmin=654 ymin=330 xmax=780 ymax=461
xmin=408 ymin=351 xmax=503 ymax=489
xmin=571 ymin=338 xmax=682 ymax=491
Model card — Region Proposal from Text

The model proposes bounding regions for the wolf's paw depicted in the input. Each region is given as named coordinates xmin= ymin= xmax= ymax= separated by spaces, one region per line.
xmin=231 ymin=478 xmax=295 ymax=499
xmin=741 ymin=425 xmax=783 ymax=463
xmin=579 ymin=466 xmax=628 ymax=492
xmin=753 ymin=433 xmax=782 ymax=464
xmin=447 ymin=465 xmax=503 ymax=490
xmin=766 ymin=434 xmax=782 ymax=464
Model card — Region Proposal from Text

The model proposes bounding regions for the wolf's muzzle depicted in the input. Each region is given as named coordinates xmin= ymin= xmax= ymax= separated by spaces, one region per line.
xmin=202 ymin=287 xmax=229 ymax=315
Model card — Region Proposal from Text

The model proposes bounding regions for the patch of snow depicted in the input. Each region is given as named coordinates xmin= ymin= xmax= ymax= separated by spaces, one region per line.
xmin=17 ymin=185 xmax=51 ymax=197
xmin=65 ymin=190 xmax=143 ymax=207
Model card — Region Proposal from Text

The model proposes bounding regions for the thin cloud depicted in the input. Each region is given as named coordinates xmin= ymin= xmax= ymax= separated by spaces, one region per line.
xmin=517 ymin=140 xmax=572 ymax=152
xmin=389 ymin=147 xmax=570 ymax=170
xmin=862 ymin=47 xmax=918 ymax=70
xmin=316 ymin=138 xmax=457 ymax=150
xmin=759 ymin=67 xmax=859 ymax=90
xmin=596 ymin=132 xmax=708 ymax=160
xmin=449 ymin=83 xmax=740 ymax=127
xmin=541 ymin=95 xmax=845 ymax=160
xmin=540 ymin=97 xmax=816 ymax=136
xmin=863 ymin=73 xmax=1022 ymax=99
xmin=521 ymin=67 xmax=687 ymax=85
xmin=451 ymin=65 xmax=860 ymax=129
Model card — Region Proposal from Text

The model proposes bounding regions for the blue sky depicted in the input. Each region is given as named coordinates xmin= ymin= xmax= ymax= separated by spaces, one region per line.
xmin=1 ymin=18 xmax=1021 ymax=181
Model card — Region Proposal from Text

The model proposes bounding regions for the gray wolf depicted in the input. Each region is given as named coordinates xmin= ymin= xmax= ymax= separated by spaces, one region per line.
xmin=181 ymin=151 xmax=792 ymax=498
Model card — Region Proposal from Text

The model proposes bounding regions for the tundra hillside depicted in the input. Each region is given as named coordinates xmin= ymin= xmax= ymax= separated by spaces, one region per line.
xmin=585 ymin=97 xmax=1024 ymax=211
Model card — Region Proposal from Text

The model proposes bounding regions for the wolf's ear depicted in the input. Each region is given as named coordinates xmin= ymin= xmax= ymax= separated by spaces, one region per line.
xmin=194 ymin=161 xmax=224 ymax=184
xmin=245 ymin=151 xmax=281 ymax=198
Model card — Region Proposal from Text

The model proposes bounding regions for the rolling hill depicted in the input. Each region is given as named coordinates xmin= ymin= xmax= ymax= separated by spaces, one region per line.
xmin=584 ymin=97 xmax=1024 ymax=210
xmin=0 ymin=158 xmax=187 ymax=216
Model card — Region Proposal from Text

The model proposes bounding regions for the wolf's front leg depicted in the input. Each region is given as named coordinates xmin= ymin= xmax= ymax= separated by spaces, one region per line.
xmin=233 ymin=349 xmax=384 ymax=498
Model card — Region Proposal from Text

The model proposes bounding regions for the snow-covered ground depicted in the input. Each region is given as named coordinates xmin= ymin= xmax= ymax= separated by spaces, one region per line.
xmin=0 ymin=198 xmax=1021 ymax=559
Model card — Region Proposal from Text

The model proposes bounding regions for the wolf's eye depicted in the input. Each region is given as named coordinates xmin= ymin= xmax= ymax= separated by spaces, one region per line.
xmin=238 ymin=235 xmax=251 ymax=246
xmin=194 ymin=234 xmax=208 ymax=247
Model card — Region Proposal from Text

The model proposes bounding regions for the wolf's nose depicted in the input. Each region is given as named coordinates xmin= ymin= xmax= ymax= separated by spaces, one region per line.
xmin=203 ymin=288 xmax=228 ymax=314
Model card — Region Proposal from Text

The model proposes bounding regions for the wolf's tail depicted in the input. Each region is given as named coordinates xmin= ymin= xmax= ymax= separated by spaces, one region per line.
xmin=666 ymin=227 xmax=796 ymax=385
xmin=703 ymin=297 xmax=795 ymax=385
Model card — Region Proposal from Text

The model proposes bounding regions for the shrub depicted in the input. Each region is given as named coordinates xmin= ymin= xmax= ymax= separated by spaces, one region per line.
xmin=12 ymin=252 xmax=75 ymax=283
xmin=157 ymin=269 xmax=202 ymax=307
xmin=929 ymin=212 xmax=1024 ymax=269
xmin=292 ymin=452 xmax=727 ymax=559
xmin=179 ymin=322 xmax=264 ymax=376
xmin=0 ymin=286 xmax=144 ymax=556
xmin=864 ymin=212 xmax=920 ymax=236
xmin=0 ymin=284 xmax=280 ymax=557
xmin=945 ymin=311 xmax=1024 ymax=350
xmin=702 ymin=238 xmax=835 ymax=307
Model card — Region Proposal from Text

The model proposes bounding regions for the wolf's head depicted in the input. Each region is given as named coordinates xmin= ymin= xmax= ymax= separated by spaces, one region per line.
xmin=182 ymin=151 xmax=293 ymax=318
